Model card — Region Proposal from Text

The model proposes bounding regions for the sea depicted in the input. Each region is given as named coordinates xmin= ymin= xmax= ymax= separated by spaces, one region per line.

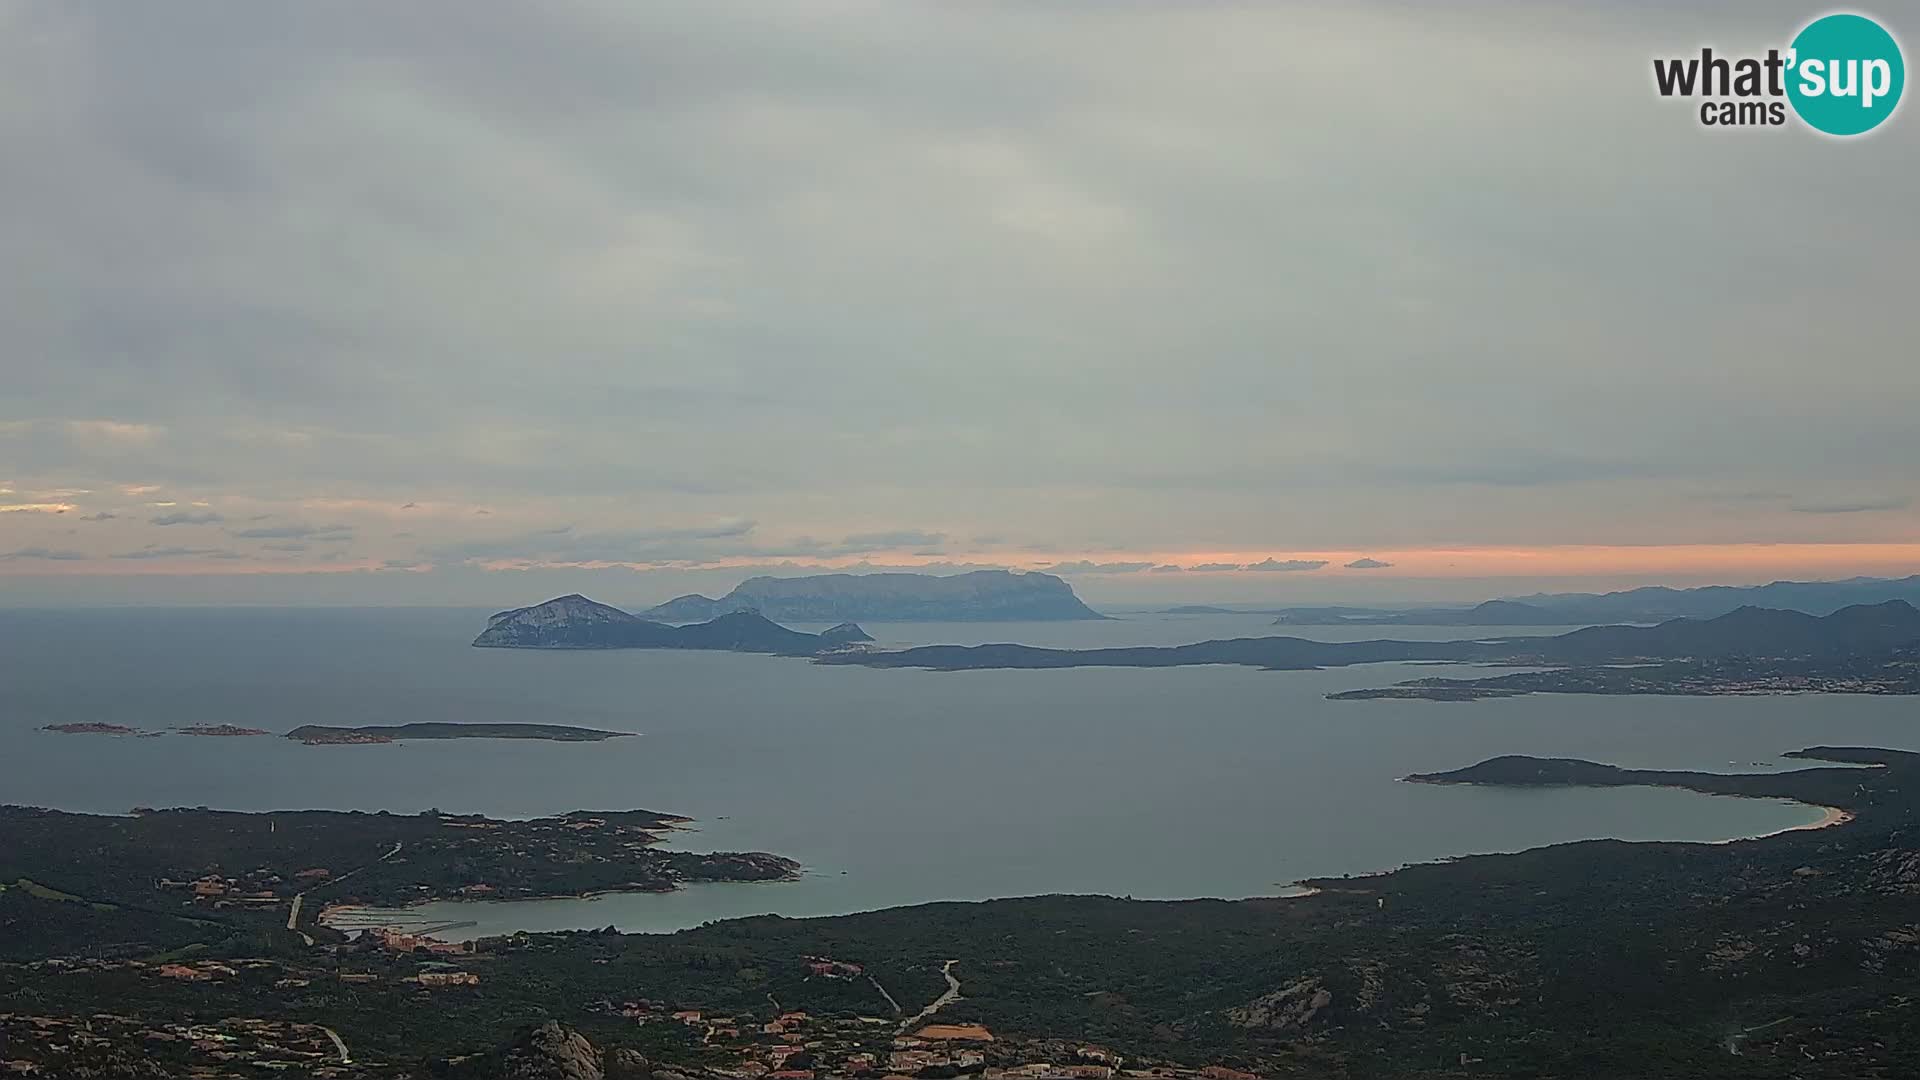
xmin=4 ymin=606 xmax=1913 ymax=937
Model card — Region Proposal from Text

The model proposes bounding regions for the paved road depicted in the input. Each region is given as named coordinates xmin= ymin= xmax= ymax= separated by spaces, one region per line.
xmin=319 ymin=1025 xmax=351 ymax=1064
xmin=897 ymin=959 xmax=961 ymax=1034
xmin=1727 ymin=1016 xmax=1792 ymax=1055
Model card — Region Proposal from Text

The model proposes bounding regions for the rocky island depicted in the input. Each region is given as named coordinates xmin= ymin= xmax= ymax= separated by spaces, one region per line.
xmin=642 ymin=569 xmax=1105 ymax=622
xmin=176 ymin=724 xmax=271 ymax=736
xmin=474 ymin=594 xmax=873 ymax=653
xmin=288 ymin=722 xmax=635 ymax=745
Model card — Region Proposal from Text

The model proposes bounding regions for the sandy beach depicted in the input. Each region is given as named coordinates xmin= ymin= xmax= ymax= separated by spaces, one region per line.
xmin=1715 ymin=803 xmax=1854 ymax=844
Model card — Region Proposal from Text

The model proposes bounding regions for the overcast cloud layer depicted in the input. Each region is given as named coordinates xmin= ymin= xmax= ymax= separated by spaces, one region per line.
xmin=2 ymin=1 xmax=1917 ymax=606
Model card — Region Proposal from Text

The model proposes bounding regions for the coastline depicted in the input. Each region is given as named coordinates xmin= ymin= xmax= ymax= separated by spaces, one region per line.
xmin=1401 ymin=765 xmax=1860 ymax=848
xmin=317 ymin=865 xmax=808 ymax=939
xmin=1715 ymin=802 xmax=1853 ymax=844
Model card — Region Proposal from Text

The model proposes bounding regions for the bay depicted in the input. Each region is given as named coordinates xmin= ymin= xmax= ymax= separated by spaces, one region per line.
xmin=2 ymin=606 xmax=1904 ymax=937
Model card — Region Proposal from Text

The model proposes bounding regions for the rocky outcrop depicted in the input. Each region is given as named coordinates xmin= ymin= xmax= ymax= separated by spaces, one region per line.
xmin=604 ymin=1047 xmax=654 ymax=1080
xmin=466 ymin=1022 xmax=654 ymax=1080
xmin=1226 ymin=977 xmax=1333 ymax=1034
xmin=497 ymin=1021 xmax=605 ymax=1080
xmin=1869 ymin=848 xmax=1920 ymax=893
xmin=819 ymin=621 xmax=876 ymax=645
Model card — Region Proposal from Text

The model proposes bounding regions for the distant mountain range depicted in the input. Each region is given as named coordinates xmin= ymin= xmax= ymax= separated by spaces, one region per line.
xmin=641 ymin=569 xmax=1104 ymax=623
xmin=821 ymin=600 xmax=1920 ymax=672
xmin=473 ymin=594 xmax=873 ymax=654
xmin=1266 ymin=574 xmax=1920 ymax=626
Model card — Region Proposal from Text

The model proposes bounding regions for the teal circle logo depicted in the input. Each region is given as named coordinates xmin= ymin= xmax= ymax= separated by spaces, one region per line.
xmin=1786 ymin=13 xmax=1905 ymax=136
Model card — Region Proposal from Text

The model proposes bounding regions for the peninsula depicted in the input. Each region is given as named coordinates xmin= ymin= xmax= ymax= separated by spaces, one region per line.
xmin=1332 ymin=649 xmax=1920 ymax=701
xmin=642 ymin=569 xmax=1105 ymax=622
xmin=0 ymin=803 xmax=797 ymax=926
xmin=1267 ymin=571 xmax=1920 ymax=626
xmin=822 ymin=600 xmax=1920 ymax=684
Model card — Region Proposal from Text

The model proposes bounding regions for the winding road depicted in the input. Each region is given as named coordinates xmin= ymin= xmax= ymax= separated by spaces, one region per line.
xmin=898 ymin=959 xmax=961 ymax=1034
xmin=319 ymin=1025 xmax=351 ymax=1064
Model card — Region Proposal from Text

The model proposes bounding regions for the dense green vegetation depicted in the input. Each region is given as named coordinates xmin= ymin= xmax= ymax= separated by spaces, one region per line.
xmin=0 ymin=804 xmax=796 ymax=955
xmin=6 ymin=747 xmax=1920 ymax=1077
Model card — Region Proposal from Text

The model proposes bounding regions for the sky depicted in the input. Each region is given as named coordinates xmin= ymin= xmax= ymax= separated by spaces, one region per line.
xmin=2 ymin=1 xmax=1917 ymax=608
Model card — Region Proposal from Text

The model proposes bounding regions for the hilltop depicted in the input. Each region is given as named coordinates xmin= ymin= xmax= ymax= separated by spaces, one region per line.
xmin=642 ymin=569 xmax=1104 ymax=623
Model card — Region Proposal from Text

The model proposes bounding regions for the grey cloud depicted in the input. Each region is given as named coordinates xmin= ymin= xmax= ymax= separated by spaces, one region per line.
xmin=1246 ymin=558 xmax=1329 ymax=572
xmin=0 ymin=0 xmax=1915 ymax=603
xmin=1789 ymin=497 xmax=1910 ymax=514
xmin=1043 ymin=560 xmax=1155 ymax=575
xmin=1345 ymin=557 xmax=1393 ymax=569
xmin=229 ymin=522 xmax=355 ymax=540
xmin=78 ymin=512 xmax=118 ymax=521
xmin=1188 ymin=562 xmax=1241 ymax=572
xmin=781 ymin=530 xmax=950 ymax=557
xmin=1149 ymin=564 xmax=1183 ymax=573
xmin=427 ymin=520 xmax=762 ymax=564
xmin=1 ymin=547 xmax=89 ymax=561
xmin=262 ymin=541 xmax=310 ymax=552
xmin=840 ymin=529 xmax=946 ymax=550
xmin=111 ymin=546 xmax=244 ymax=560
xmin=149 ymin=510 xmax=225 ymax=526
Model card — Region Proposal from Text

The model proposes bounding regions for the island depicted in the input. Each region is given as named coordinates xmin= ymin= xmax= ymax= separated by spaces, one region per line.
xmin=641 ymin=569 xmax=1106 ymax=622
xmin=39 ymin=722 xmax=139 ymax=735
xmin=287 ymin=722 xmax=635 ymax=745
xmin=176 ymin=724 xmax=271 ymax=736
xmin=474 ymin=594 xmax=874 ymax=653
xmin=1403 ymin=746 xmax=1889 ymax=811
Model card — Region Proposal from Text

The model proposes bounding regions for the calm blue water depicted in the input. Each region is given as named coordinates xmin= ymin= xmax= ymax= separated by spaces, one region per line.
xmin=3 ymin=607 xmax=1910 ymax=935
